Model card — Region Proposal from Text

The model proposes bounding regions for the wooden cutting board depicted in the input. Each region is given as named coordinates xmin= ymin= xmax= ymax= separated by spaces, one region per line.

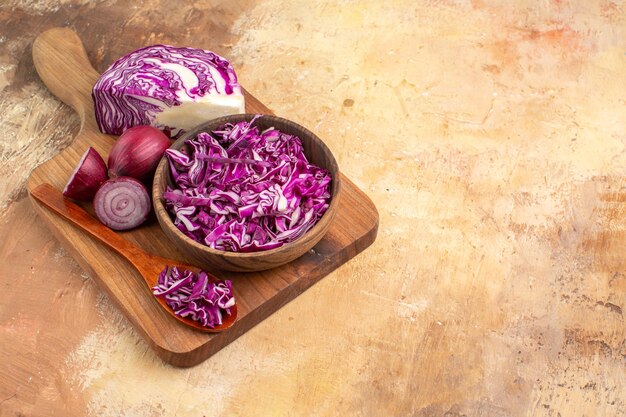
xmin=26 ymin=28 xmax=378 ymax=367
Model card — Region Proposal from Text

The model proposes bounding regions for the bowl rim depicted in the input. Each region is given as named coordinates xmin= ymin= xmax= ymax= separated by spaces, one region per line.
xmin=152 ymin=113 xmax=342 ymax=259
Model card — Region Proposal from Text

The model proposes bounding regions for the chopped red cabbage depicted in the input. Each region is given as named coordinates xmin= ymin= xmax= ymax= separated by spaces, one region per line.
xmin=163 ymin=116 xmax=332 ymax=252
xmin=153 ymin=266 xmax=235 ymax=328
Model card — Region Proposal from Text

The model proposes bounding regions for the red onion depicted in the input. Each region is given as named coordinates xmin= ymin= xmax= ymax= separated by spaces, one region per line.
xmin=94 ymin=177 xmax=151 ymax=230
xmin=108 ymin=126 xmax=171 ymax=181
xmin=63 ymin=146 xmax=108 ymax=201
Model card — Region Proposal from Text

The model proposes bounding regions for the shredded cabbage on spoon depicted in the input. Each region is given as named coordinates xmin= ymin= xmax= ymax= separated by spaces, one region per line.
xmin=163 ymin=116 xmax=331 ymax=252
xmin=153 ymin=266 xmax=235 ymax=328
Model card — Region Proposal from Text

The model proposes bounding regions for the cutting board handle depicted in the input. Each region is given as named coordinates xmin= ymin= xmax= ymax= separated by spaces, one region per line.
xmin=32 ymin=28 xmax=99 ymax=125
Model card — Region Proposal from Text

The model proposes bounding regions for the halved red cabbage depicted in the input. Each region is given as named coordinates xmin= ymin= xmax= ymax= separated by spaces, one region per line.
xmin=93 ymin=45 xmax=245 ymax=138
xmin=163 ymin=116 xmax=331 ymax=252
xmin=153 ymin=266 xmax=235 ymax=328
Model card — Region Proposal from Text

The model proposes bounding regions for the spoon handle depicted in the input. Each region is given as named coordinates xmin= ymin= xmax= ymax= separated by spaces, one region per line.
xmin=30 ymin=183 xmax=149 ymax=268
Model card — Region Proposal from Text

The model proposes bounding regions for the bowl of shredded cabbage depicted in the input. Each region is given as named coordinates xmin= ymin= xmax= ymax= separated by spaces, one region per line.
xmin=153 ymin=114 xmax=341 ymax=272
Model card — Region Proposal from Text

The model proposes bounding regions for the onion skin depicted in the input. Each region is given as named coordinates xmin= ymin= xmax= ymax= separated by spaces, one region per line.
xmin=63 ymin=147 xmax=108 ymax=201
xmin=108 ymin=126 xmax=171 ymax=181
xmin=94 ymin=176 xmax=151 ymax=230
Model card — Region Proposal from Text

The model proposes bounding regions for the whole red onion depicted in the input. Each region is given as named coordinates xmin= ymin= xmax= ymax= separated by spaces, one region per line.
xmin=108 ymin=126 xmax=171 ymax=181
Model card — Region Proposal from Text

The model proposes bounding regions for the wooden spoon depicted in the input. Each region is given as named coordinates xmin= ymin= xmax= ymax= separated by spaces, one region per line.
xmin=30 ymin=183 xmax=237 ymax=333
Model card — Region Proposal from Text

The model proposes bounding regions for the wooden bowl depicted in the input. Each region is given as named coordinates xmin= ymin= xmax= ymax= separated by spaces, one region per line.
xmin=152 ymin=114 xmax=341 ymax=272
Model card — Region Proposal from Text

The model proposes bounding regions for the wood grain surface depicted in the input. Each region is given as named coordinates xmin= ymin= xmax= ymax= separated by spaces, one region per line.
xmin=1 ymin=1 xmax=625 ymax=416
xmin=26 ymin=27 xmax=377 ymax=367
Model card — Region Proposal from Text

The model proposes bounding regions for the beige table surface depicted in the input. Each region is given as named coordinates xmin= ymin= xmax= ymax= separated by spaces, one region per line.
xmin=1 ymin=1 xmax=624 ymax=416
